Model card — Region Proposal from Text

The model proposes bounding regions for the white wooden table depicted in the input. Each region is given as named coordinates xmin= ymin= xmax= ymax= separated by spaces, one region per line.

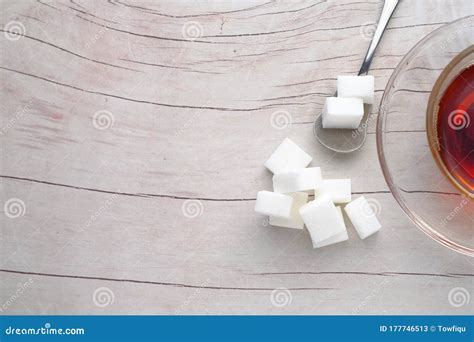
xmin=0 ymin=0 xmax=472 ymax=315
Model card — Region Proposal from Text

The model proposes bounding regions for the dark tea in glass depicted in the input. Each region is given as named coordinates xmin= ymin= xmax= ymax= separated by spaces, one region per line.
xmin=427 ymin=46 xmax=474 ymax=198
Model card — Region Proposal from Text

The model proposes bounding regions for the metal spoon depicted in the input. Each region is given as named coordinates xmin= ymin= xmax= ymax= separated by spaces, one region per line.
xmin=313 ymin=0 xmax=399 ymax=153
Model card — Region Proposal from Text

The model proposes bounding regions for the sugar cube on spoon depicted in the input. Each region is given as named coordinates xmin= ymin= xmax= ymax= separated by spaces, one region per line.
xmin=322 ymin=97 xmax=364 ymax=129
xmin=337 ymin=75 xmax=375 ymax=104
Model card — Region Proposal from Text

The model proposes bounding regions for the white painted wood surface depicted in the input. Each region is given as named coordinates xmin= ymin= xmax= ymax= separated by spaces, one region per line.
xmin=0 ymin=0 xmax=472 ymax=315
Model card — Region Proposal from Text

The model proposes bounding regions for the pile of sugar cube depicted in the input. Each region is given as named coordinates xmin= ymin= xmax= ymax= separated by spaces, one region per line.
xmin=323 ymin=75 xmax=374 ymax=129
xmin=255 ymin=138 xmax=381 ymax=248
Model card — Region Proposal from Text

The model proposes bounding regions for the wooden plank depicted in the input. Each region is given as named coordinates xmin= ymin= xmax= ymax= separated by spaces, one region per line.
xmin=1 ymin=0 xmax=468 ymax=199
xmin=1 ymin=269 xmax=472 ymax=314
xmin=1 ymin=178 xmax=473 ymax=314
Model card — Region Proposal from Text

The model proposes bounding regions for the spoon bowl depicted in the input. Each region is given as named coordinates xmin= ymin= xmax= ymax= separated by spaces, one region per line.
xmin=313 ymin=103 xmax=372 ymax=153
xmin=313 ymin=0 xmax=398 ymax=153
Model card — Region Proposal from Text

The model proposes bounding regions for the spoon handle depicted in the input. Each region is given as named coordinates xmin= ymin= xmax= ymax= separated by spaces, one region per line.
xmin=358 ymin=0 xmax=399 ymax=75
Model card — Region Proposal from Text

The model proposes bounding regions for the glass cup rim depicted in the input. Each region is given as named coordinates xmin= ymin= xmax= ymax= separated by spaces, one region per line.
xmin=376 ymin=15 xmax=474 ymax=257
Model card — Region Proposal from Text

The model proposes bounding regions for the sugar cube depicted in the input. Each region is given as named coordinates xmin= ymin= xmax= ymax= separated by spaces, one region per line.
xmin=322 ymin=97 xmax=364 ymax=129
xmin=317 ymin=179 xmax=351 ymax=203
xmin=273 ymin=167 xmax=322 ymax=194
xmin=299 ymin=194 xmax=346 ymax=244
xmin=344 ymin=196 xmax=381 ymax=239
xmin=272 ymin=170 xmax=299 ymax=194
xmin=264 ymin=138 xmax=312 ymax=174
xmin=269 ymin=192 xmax=308 ymax=229
xmin=337 ymin=75 xmax=374 ymax=104
xmin=255 ymin=191 xmax=293 ymax=218
xmin=313 ymin=206 xmax=349 ymax=248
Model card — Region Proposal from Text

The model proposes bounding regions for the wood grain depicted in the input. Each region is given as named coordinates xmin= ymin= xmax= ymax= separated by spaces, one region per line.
xmin=0 ymin=0 xmax=473 ymax=314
